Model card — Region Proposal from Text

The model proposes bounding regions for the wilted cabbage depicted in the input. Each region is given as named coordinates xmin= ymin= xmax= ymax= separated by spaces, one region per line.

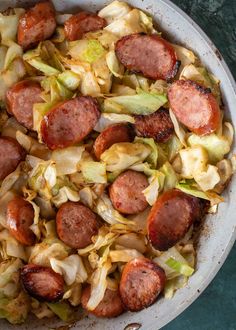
xmin=106 ymin=50 xmax=124 ymax=78
xmin=176 ymin=180 xmax=224 ymax=206
xmin=109 ymin=248 xmax=142 ymax=262
xmin=101 ymin=142 xmax=151 ymax=172
xmin=179 ymin=146 xmax=208 ymax=179
xmin=50 ymin=255 xmax=87 ymax=285
xmin=98 ymin=1 xmax=131 ymax=24
xmin=69 ymin=39 xmax=105 ymax=64
xmin=81 ymin=161 xmax=107 ymax=184
xmin=95 ymin=193 xmax=133 ymax=225
xmin=51 ymin=146 xmax=85 ymax=176
xmin=194 ymin=165 xmax=220 ymax=191
xmin=0 ymin=230 xmax=27 ymax=261
xmin=187 ymin=132 xmax=231 ymax=164
xmin=94 ymin=113 xmax=135 ymax=132
xmin=28 ymin=160 xmax=57 ymax=199
xmin=46 ymin=302 xmax=74 ymax=322
xmin=51 ymin=186 xmax=80 ymax=208
xmin=104 ymin=90 xmax=167 ymax=115
xmin=134 ymin=137 xmax=158 ymax=169
xmin=104 ymin=8 xmax=156 ymax=37
xmin=142 ymin=170 xmax=165 ymax=205
xmin=169 ymin=109 xmax=187 ymax=146
xmin=29 ymin=240 xmax=69 ymax=267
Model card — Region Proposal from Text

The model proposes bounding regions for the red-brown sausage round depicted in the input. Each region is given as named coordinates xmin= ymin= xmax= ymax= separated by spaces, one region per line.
xmin=81 ymin=286 xmax=124 ymax=318
xmin=21 ymin=264 xmax=64 ymax=302
xmin=147 ymin=189 xmax=203 ymax=251
xmin=135 ymin=108 xmax=174 ymax=143
xmin=168 ymin=79 xmax=221 ymax=135
xmin=93 ymin=123 xmax=134 ymax=159
xmin=6 ymin=196 xmax=36 ymax=246
xmin=6 ymin=80 xmax=42 ymax=130
xmin=119 ymin=257 xmax=166 ymax=312
xmin=109 ymin=170 xmax=149 ymax=215
xmin=115 ymin=33 xmax=180 ymax=81
xmin=41 ymin=96 xmax=100 ymax=150
xmin=56 ymin=202 xmax=100 ymax=249
xmin=64 ymin=11 xmax=106 ymax=41
xmin=17 ymin=2 xmax=56 ymax=50
xmin=0 ymin=136 xmax=26 ymax=180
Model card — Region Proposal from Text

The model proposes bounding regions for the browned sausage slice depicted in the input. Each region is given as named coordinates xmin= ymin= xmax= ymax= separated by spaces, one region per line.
xmin=56 ymin=202 xmax=100 ymax=249
xmin=6 ymin=80 xmax=42 ymax=130
xmin=115 ymin=34 xmax=180 ymax=81
xmin=135 ymin=108 xmax=174 ymax=143
xmin=21 ymin=264 xmax=64 ymax=302
xmin=64 ymin=12 xmax=106 ymax=41
xmin=93 ymin=123 xmax=134 ymax=159
xmin=0 ymin=137 xmax=26 ymax=180
xmin=109 ymin=170 xmax=149 ymax=215
xmin=17 ymin=2 xmax=56 ymax=50
xmin=81 ymin=286 xmax=124 ymax=317
xmin=6 ymin=196 xmax=36 ymax=246
xmin=119 ymin=257 xmax=166 ymax=312
xmin=168 ymin=80 xmax=221 ymax=135
xmin=41 ymin=96 xmax=100 ymax=150
xmin=147 ymin=189 xmax=203 ymax=251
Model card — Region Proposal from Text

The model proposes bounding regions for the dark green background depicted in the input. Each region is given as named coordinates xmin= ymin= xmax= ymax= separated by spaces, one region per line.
xmin=164 ymin=1 xmax=236 ymax=329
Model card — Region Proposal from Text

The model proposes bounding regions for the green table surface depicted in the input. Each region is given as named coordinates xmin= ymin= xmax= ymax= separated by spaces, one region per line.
xmin=164 ymin=1 xmax=236 ymax=330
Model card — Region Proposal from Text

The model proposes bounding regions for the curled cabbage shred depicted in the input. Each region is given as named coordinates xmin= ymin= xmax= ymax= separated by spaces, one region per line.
xmin=100 ymin=142 xmax=151 ymax=172
xmin=50 ymin=255 xmax=87 ymax=285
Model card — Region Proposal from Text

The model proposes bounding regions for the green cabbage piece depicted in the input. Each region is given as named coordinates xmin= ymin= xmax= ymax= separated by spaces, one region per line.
xmin=41 ymin=76 xmax=73 ymax=103
xmin=160 ymin=162 xmax=178 ymax=191
xmin=47 ymin=302 xmax=74 ymax=322
xmin=176 ymin=180 xmax=224 ymax=206
xmin=28 ymin=161 xmax=57 ymax=200
xmin=81 ymin=161 xmax=107 ymax=184
xmin=165 ymin=257 xmax=194 ymax=276
xmin=57 ymin=70 xmax=80 ymax=90
xmin=26 ymin=58 xmax=60 ymax=76
xmin=187 ymin=133 xmax=231 ymax=164
xmin=69 ymin=39 xmax=105 ymax=64
xmin=134 ymin=137 xmax=158 ymax=169
xmin=103 ymin=90 xmax=167 ymax=115
xmin=142 ymin=170 xmax=165 ymax=205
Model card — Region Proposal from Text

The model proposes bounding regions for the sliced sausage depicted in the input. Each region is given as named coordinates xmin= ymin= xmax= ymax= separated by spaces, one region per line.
xmin=119 ymin=257 xmax=166 ymax=312
xmin=17 ymin=1 xmax=56 ymax=50
xmin=115 ymin=34 xmax=180 ymax=81
xmin=109 ymin=170 xmax=149 ymax=215
xmin=135 ymin=108 xmax=174 ymax=143
xmin=0 ymin=137 xmax=26 ymax=180
xmin=41 ymin=96 xmax=100 ymax=150
xmin=93 ymin=123 xmax=134 ymax=159
xmin=6 ymin=80 xmax=42 ymax=130
xmin=56 ymin=202 xmax=100 ymax=249
xmin=21 ymin=264 xmax=64 ymax=302
xmin=147 ymin=189 xmax=203 ymax=251
xmin=64 ymin=12 xmax=106 ymax=41
xmin=168 ymin=79 xmax=221 ymax=135
xmin=6 ymin=196 xmax=36 ymax=246
xmin=81 ymin=286 xmax=124 ymax=317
